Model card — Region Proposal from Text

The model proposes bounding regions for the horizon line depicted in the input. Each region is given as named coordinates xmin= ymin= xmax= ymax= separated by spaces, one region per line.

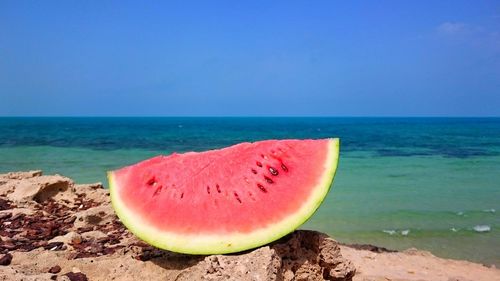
xmin=1 ymin=115 xmax=500 ymax=118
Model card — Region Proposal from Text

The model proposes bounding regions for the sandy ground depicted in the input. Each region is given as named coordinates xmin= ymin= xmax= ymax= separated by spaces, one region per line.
xmin=0 ymin=171 xmax=498 ymax=281
xmin=340 ymin=245 xmax=499 ymax=281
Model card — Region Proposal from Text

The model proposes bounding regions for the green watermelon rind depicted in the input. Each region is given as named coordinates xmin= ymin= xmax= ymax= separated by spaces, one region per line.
xmin=108 ymin=138 xmax=340 ymax=255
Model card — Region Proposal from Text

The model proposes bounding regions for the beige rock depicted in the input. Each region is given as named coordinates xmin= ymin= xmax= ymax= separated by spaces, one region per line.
xmin=0 ymin=266 xmax=54 ymax=281
xmin=272 ymin=230 xmax=356 ymax=281
xmin=0 ymin=170 xmax=43 ymax=180
xmin=81 ymin=231 xmax=108 ymax=241
xmin=73 ymin=205 xmax=116 ymax=229
xmin=74 ymin=183 xmax=110 ymax=205
xmin=8 ymin=175 xmax=73 ymax=203
xmin=49 ymin=231 xmax=82 ymax=245
xmin=1 ymin=231 xmax=354 ymax=281
xmin=0 ymin=170 xmax=43 ymax=197
xmin=177 ymin=246 xmax=280 ymax=281
xmin=0 ymin=180 xmax=17 ymax=197
xmin=0 ymin=183 xmax=15 ymax=196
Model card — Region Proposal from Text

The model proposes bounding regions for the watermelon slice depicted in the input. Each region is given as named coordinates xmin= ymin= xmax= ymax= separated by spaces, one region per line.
xmin=108 ymin=138 xmax=339 ymax=254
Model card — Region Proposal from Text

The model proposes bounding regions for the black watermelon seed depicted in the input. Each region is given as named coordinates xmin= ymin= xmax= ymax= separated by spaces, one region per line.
xmin=281 ymin=163 xmax=288 ymax=172
xmin=264 ymin=176 xmax=274 ymax=184
xmin=153 ymin=185 xmax=163 ymax=196
xmin=256 ymin=183 xmax=267 ymax=193
xmin=269 ymin=167 xmax=278 ymax=176
xmin=233 ymin=192 xmax=242 ymax=203
xmin=256 ymin=161 xmax=263 ymax=167
xmin=216 ymin=184 xmax=221 ymax=193
xmin=251 ymin=169 xmax=257 ymax=174
xmin=146 ymin=176 xmax=156 ymax=186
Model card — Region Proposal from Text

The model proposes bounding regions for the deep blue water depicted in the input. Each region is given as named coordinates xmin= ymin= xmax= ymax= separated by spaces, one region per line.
xmin=1 ymin=117 xmax=500 ymax=157
xmin=0 ymin=117 xmax=499 ymax=265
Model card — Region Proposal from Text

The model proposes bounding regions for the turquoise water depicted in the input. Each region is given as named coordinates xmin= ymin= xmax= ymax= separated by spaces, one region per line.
xmin=0 ymin=117 xmax=499 ymax=265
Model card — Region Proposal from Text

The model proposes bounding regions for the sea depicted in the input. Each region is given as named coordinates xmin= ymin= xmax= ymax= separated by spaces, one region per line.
xmin=0 ymin=117 xmax=499 ymax=266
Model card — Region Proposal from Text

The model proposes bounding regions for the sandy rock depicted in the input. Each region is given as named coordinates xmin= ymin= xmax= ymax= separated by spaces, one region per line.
xmin=73 ymin=205 xmax=115 ymax=229
xmin=0 ymin=267 xmax=56 ymax=281
xmin=1 ymin=230 xmax=354 ymax=281
xmin=150 ymin=231 xmax=355 ymax=281
xmin=0 ymin=184 xmax=14 ymax=197
xmin=0 ymin=171 xmax=44 ymax=198
xmin=8 ymin=175 xmax=73 ymax=203
xmin=273 ymin=230 xmax=356 ymax=281
xmin=0 ymin=175 xmax=23 ymax=196
xmin=0 ymin=170 xmax=43 ymax=181
xmin=49 ymin=232 xmax=82 ymax=245
xmin=74 ymin=183 xmax=109 ymax=205
xmin=176 ymin=246 xmax=280 ymax=281
xmin=81 ymin=231 xmax=108 ymax=241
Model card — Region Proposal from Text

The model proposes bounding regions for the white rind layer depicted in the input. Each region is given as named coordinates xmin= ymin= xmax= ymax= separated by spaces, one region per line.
xmin=108 ymin=138 xmax=340 ymax=254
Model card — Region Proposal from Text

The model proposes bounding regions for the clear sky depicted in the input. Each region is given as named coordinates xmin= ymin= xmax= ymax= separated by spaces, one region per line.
xmin=1 ymin=1 xmax=499 ymax=116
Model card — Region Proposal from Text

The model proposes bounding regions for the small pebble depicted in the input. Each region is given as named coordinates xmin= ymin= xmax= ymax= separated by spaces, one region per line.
xmin=0 ymin=253 xmax=13 ymax=266
xmin=64 ymin=272 xmax=89 ymax=281
xmin=49 ymin=265 xmax=62 ymax=273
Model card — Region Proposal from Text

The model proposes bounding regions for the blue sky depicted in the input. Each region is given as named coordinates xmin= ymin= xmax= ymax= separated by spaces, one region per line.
xmin=1 ymin=1 xmax=499 ymax=116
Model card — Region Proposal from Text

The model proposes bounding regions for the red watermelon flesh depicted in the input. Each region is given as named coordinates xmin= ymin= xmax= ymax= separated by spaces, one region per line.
xmin=109 ymin=138 xmax=339 ymax=254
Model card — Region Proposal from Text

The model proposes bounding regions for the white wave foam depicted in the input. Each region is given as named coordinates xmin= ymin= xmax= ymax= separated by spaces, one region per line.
xmin=450 ymin=227 xmax=459 ymax=232
xmin=401 ymin=229 xmax=410 ymax=236
xmin=482 ymin=208 xmax=496 ymax=213
xmin=456 ymin=211 xmax=464 ymax=216
xmin=382 ymin=230 xmax=397 ymax=235
xmin=473 ymin=225 xmax=491 ymax=233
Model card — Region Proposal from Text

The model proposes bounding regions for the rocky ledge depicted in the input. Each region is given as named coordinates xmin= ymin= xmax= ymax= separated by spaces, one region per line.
xmin=0 ymin=171 xmax=499 ymax=281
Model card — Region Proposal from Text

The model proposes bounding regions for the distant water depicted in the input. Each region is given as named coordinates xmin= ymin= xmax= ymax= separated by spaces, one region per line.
xmin=1 ymin=117 xmax=499 ymax=266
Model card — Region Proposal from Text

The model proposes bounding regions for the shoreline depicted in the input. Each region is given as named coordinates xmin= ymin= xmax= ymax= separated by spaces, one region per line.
xmin=0 ymin=171 xmax=498 ymax=281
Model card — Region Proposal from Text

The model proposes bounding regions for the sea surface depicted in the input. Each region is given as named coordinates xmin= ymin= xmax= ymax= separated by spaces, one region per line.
xmin=0 ymin=117 xmax=499 ymax=266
